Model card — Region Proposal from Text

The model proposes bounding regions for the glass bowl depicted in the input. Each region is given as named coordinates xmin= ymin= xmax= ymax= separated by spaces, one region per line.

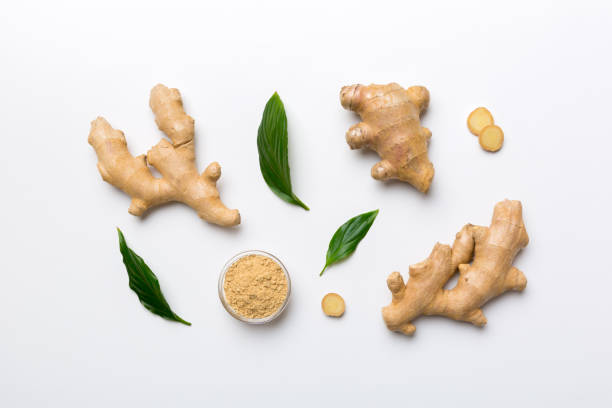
xmin=218 ymin=250 xmax=291 ymax=324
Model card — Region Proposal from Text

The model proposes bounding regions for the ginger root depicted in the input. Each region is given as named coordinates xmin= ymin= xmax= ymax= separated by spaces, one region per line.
xmin=340 ymin=83 xmax=434 ymax=193
xmin=382 ymin=199 xmax=528 ymax=335
xmin=479 ymin=125 xmax=504 ymax=152
xmin=322 ymin=293 xmax=345 ymax=317
xmin=88 ymin=84 xmax=240 ymax=227
xmin=467 ymin=107 xmax=494 ymax=136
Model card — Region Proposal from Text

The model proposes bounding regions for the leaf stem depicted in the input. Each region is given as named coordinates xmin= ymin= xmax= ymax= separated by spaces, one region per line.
xmin=293 ymin=194 xmax=310 ymax=211
xmin=175 ymin=316 xmax=192 ymax=326
xmin=320 ymin=264 xmax=328 ymax=276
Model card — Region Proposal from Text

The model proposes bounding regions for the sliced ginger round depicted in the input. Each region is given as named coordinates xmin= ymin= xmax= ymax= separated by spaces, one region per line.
xmin=467 ymin=107 xmax=494 ymax=136
xmin=322 ymin=293 xmax=345 ymax=317
xmin=479 ymin=125 xmax=504 ymax=152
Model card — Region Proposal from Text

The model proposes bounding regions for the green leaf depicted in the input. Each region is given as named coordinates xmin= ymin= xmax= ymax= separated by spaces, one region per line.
xmin=117 ymin=228 xmax=191 ymax=326
xmin=320 ymin=209 xmax=379 ymax=276
xmin=257 ymin=92 xmax=309 ymax=210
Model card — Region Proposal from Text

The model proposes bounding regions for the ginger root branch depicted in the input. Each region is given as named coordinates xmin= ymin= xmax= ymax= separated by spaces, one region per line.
xmin=88 ymin=84 xmax=240 ymax=227
xmin=340 ymin=83 xmax=434 ymax=193
xmin=382 ymin=200 xmax=529 ymax=335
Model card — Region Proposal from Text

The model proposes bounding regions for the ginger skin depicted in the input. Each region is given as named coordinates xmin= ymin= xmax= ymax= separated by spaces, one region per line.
xmin=382 ymin=200 xmax=528 ymax=335
xmin=340 ymin=83 xmax=434 ymax=193
xmin=88 ymin=84 xmax=240 ymax=227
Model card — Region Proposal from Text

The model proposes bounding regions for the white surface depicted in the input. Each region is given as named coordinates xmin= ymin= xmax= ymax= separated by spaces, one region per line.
xmin=1 ymin=0 xmax=611 ymax=406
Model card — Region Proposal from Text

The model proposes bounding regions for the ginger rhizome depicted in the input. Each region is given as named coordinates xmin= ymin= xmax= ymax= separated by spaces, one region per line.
xmin=88 ymin=84 xmax=240 ymax=227
xmin=340 ymin=83 xmax=434 ymax=193
xmin=382 ymin=200 xmax=529 ymax=335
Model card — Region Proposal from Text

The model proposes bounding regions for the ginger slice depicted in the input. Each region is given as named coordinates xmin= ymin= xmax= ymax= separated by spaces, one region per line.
xmin=467 ymin=107 xmax=494 ymax=136
xmin=322 ymin=293 xmax=345 ymax=317
xmin=479 ymin=125 xmax=504 ymax=152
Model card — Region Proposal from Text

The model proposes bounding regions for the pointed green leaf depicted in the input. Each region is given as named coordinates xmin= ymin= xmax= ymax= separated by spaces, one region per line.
xmin=257 ymin=92 xmax=309 ymax=210
xmin=117 ymin=228 xmax=190 ymax=326
xmin=320 ymin=209 xmax=379 ymax=276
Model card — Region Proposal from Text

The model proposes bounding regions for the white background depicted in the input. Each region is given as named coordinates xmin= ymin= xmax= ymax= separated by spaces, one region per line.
xmin=1 ymin=0 xmax=611 ymax=406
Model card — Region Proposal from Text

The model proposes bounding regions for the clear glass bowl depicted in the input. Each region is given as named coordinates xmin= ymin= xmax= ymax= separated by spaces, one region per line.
xmin=218 ymin=250 xmax=291 ymax=324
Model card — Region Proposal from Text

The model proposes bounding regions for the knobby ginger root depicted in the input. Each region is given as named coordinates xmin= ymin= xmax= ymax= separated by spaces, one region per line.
xmin=382 ymin=199 xmax=528 ymax=335
xmin=88 ymin=84 xmax=240 ymax=227
xmin=322 ymin=293 xmax=345 ymax=317
xmin=467 ymin=107 xmax=494 ymax=136
xmin=340 ymin=83 xmax=434 ymax=193
xmin=479 ymin=125 xmax=504 ymax=152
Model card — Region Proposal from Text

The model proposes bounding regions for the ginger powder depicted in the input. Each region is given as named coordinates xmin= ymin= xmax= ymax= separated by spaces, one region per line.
xmin=223 ymin=254 xmax=288 ymax=319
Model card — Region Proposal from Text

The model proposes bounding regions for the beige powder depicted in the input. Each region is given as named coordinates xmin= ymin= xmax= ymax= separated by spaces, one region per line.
xmin=223 ymin=254 xmax=288 ymax=319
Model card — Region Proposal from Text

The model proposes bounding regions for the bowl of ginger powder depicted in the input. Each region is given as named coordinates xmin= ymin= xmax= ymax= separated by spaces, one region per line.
xmin=219 ymin=250 xmax=290 ymax=324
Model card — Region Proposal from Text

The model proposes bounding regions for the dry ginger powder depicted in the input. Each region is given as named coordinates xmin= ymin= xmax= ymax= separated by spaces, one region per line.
xmin=223 ymin=254 xmax=288 ymax=319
